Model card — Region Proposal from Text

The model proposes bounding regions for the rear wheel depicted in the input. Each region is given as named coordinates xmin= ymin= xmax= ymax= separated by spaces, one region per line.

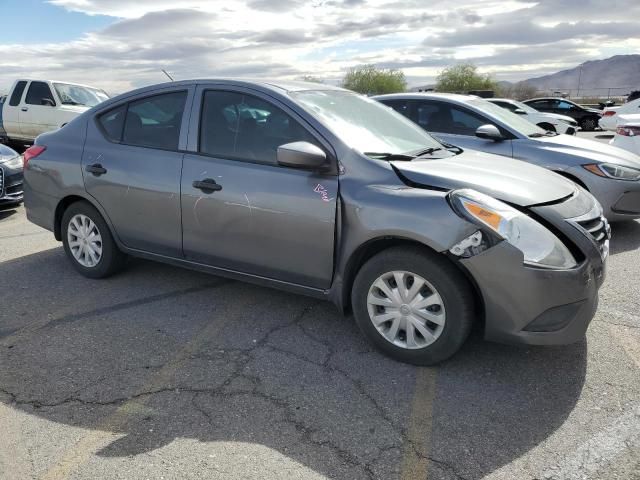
xmin=61 ymin=201 xmax=126 ymax=278
xmin=351 ymin=247 xmax=475 ymax=365
xmin=580 ymin=117 xmax=598 ymax=131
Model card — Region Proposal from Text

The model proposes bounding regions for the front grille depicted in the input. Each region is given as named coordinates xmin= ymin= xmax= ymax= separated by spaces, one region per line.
xmin=573 ymin=207 xmax=611 ymax=259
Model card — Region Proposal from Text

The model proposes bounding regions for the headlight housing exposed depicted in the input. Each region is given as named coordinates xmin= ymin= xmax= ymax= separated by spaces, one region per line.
xmin=449 ymin=189 xmax=577 ymax=270
xmin=583 ymin=163 xmax=640 ymax=181
xmin=1 ymin=155 xmax=23 ymax=171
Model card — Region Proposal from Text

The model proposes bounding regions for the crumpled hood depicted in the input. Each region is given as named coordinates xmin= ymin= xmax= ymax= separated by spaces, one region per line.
xmin=391 ymin=150 xmax=576 ymax=207
xmin=534 ymin=133 xmax=640 ymax=167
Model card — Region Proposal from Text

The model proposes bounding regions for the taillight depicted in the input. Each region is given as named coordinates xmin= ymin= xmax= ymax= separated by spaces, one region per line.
xmin=603 ymin=110 xmax=616 ymax=117
xmin=23 ymin=145 xmax=46 ymax=168
xmin=616 ymin=125 xmax=640 ymax=137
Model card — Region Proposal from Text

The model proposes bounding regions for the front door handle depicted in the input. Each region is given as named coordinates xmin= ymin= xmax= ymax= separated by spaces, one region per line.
xmin=192 ymin=178 xmax=222 ymax=193
xmin=21 ymin=107 xmax=28 ymax=112
xmin=85 ymin=163 xmax=107 ymax=176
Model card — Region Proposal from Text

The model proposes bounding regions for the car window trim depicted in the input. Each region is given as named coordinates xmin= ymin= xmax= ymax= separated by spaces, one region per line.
xmin=94 ymin=89 xmax=189 ymax=152
xmin=25 ymin=81 xmax=56 ymax=107
xmin=196 ymin=87 xmax=338 ymax=174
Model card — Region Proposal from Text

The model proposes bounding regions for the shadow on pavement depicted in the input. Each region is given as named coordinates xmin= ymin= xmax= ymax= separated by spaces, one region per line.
xmin=610 ymin=220 xmax=640 ymax=255
xmin=0 ymin=207 xmax=18 ymax=220
xmin=0 ymin=248 xmax=587 ymax=479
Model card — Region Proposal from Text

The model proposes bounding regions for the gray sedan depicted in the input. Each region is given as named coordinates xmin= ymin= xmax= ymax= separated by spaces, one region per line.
xmin=23 ymin=80 xmax=607 ymax=364
xmin=375 ymin=92 xmax=640 ymax=222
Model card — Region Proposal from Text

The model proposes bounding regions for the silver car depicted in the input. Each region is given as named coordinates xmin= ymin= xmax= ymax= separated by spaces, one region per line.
xmin=24 ymin=80 xmax=608 ymax=365
xmin=375 ymin=93 xmax=640 ymax=221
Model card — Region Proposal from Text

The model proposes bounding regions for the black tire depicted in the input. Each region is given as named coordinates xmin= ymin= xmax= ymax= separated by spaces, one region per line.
xmin=537 ymin=122 xmax=556 ymax=133
xmin=351 ymin=246 xmax=475 ymax=365
xmin=61 ymin=201 xmax=126 ymax=279
xmin=580 ymin=117 xmax=598 ymax=131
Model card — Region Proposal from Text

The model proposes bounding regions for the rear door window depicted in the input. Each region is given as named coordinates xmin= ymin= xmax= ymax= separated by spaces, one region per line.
xmin=411 ymin=101 xmax=487 ymax=135
xmin=199 ymin=90 xmax=319 ymax=165
xmin=380 ymin=99 xmax=410 ymax=117
xmin=121 ymin=91 xmax=187 ymax=150
xmin=25 ymin=81 xmax=56 ymax=106
xmin=9 ymin=81 xmax=27 ymax=106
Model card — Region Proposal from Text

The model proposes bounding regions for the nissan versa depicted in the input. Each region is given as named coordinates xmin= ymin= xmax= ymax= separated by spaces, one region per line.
xmin=23 ymin=80 xmax=609 ymax=365
xmin=375 ymin=92 xmax=640 ymax=221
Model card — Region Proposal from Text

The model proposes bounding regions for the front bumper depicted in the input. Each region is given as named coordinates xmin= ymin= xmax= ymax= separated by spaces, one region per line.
xmin=459 ymin=200 xmax=607 ymax=346
xmin=0 ymin=168 xmax=23 ymax=205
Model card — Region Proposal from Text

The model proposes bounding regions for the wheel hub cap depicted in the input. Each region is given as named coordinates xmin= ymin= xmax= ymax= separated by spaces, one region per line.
xmin=67 ymin=214 xmax=103 ymax=268
xmin=366 ymin=270 xmax=446 ymax=350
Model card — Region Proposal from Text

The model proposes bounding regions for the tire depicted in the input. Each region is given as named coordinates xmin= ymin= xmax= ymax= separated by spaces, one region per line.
xmin=351 ymin=246 xmax=475 ymax=365
xmin=537 ymin=122 xmax=556 ymax=133
xmin=61 ymin=201 xmax=126 ymax=279
xmin=580 ymin=117 xmax=598 ymax=131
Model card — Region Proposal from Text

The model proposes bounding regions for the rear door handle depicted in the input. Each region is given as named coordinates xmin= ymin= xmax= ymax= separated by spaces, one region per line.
xmin=85 ymin=163 xmax=107 ymax=176
xmin=192 ymin=178 xmax=222 ymax=193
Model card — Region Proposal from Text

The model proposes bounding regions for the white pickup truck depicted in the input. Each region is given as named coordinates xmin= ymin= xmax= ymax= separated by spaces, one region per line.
xmin=0 ymin=79 xmax=108 ymax=144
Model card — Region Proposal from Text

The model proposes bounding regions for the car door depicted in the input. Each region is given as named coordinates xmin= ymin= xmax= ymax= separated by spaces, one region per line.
xmin=181 ymin=87 xmax=338 ymax=289
xmin=3 ymin=81 xmax=28 ymax=138
xmin=407 ymin=100 xmax=513 ymax=157
xmin=21 ymin=81 xmax=59 ymax=137
xmin=82 ymin=87 xmax=193 ymax=257
xmin=526 ymin=99 xmax=553 ymax=114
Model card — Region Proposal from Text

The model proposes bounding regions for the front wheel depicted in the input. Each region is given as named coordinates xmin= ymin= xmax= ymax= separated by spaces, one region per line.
xmin=61 ymin=201 xmax=126 ymax=278
xmin=351 ymin=247 xmax=475 ymax=365
xmin=581 ymin=117 xmax=598 ymax=131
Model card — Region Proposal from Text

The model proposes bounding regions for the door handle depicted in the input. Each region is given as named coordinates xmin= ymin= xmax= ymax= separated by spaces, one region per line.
xmin=192 ymin=178 xmax=222 ymax=193
xmin=85 ymin=163 xmax=107 ymax=176
xmin=21 ymin=107 xmax=28 ymax=112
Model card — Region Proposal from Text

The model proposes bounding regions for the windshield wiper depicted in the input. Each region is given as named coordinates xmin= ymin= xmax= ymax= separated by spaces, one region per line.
xmin=363 ymin=152 xmax=415 ymax=161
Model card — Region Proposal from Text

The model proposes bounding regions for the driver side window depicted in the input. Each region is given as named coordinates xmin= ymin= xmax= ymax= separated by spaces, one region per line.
xmin=412 ymin=101 xmax=487 ymax=136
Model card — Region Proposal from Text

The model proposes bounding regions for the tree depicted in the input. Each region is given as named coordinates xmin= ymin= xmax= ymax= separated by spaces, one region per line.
xmin=499 ymin=81 xmax=538 ymax=101
xmin=435 ymin=63 xmax=497 ymax=93
xmin=299 ymin=75 xmax=325 ymax=84
xmin=341 ymin=65 xmax=407 ymax=95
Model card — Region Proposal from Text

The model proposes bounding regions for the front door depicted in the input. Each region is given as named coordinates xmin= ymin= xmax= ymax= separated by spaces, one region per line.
xmin=181 ymin=88 xmax=338 ymax=289
xmin=409 ymin=100 xmax=514 ymax=157
xmin=82 ymin=88 xmax=192 ymax=257
xmin=21 ymin=81 xmax=58 ymax=138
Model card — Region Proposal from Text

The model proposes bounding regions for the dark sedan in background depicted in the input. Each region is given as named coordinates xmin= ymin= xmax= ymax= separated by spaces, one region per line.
xmin=523 ymin=97 xmax=602 ymax=131
xmin=0 ymin=143 xmax=23 ymax=207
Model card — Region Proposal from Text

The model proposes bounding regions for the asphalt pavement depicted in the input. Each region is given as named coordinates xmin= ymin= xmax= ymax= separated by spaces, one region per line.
xmin=0 ymin=130 xmax=638 ymax=480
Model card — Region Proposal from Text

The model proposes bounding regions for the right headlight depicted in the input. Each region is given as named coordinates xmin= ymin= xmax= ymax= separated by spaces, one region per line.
xmin=583 ymin=163 xmax=640 ymax=181
xmin=449 ymin=189 xmax=577 ymax=270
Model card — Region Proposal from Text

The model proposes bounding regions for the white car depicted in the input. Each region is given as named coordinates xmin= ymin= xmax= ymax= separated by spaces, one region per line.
xmin=0 ymin=79 xmax=109 ymax=144
xmin=610 ymin=114 xmax=640 ymax=155
xmin=600 ymin=98 xmax=640 ymax=131
xmin=488 ymin=98 xmax=578 ymax=135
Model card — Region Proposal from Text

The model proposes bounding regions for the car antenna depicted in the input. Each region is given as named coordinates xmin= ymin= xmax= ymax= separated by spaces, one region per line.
xmin=161 ymin=69 xmax=175 ymax=81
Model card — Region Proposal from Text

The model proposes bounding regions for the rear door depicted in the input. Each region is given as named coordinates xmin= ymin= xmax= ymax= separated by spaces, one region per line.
xmin=407 ymin=100 xmax=513 ymax=157
xmin=181 ymin=86 xmax=338 ymax=289
xmin=3 ymin=81 xmax=28 ymax=138
xmin=82 ymin=87 xmax=193 ymax=257
xmin=21 ymin=81 xmax=59 ymax=138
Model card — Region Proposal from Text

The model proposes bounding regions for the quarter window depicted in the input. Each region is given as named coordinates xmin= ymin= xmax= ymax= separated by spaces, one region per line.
xmin=25 ymin=81 xmax=56 ymax=106
xmin=9 ymin=81 xmax=27 ymax=106
xmin=98 ymin=105 xmax=126 ymax=142
xmin=121 ymin=91 xmax=187 ymax=150
xmin=199 ymin=90 xmax=319 ymax=165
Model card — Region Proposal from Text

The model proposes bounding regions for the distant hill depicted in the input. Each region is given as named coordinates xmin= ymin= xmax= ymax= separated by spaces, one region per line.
xmin=523 ymin=55 xmax=640 ymax=98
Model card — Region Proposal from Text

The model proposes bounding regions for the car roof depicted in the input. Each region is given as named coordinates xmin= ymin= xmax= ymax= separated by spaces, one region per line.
xmin=525 ymin=97 xmax=573 ymax=102
xmin=373 ymin=92 xmax=480 ymax=104
xmin=17 ymin=79 xmax=104 ymax=90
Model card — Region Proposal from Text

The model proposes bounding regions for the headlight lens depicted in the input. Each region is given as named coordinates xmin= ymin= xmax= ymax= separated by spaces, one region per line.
xmin=583 ymin=163 xmax=640 ymax=181
xmin=1 ymin=155 xmax=23 ymax=170
xmin=449 ymin=189 xmax=577 ymax=269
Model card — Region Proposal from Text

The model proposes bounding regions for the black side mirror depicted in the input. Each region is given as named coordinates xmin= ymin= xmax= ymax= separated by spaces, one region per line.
xmin=514 ymin=108 xmax=527 ymax=115
xmin=41 ymin=98 xmax=55 ymax=107
xmin=277 ymin=141 xmax=328 ymax=170
xmin=475 ymin=124 xmax=504 ymax=142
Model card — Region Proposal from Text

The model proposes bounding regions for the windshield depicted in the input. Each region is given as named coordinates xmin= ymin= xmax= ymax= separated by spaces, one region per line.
xmin=468 ymin=98 xmax=546 ymax=137
xmin=290 ymin=90 xmax=442 ymax=156
xmin=53 ymin=83 xmax=109 ymax=107
xmin=509 ymin=100 xmax=539 ymax=114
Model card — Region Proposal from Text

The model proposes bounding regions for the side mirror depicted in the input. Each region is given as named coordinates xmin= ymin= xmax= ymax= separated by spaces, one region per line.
xmin=277 ymin=141 xmax=328 ymax=170
xmin=475 ymin=124 xmax=504 ymax=141
xmin=514 ymin=108 xmax=527 ymax=115
xmin=41 ymin=98 xmax=55 ymax=107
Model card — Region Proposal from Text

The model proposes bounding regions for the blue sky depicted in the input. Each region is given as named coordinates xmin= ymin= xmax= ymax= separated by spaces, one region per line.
xmin=0 ymin=0 xmax=114 ymax=43
xmin=0 ymin=0 xmax=638 ymax=94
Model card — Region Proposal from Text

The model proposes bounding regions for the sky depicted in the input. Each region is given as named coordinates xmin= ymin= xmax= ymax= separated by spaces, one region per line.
xmin=0 ymin=0 xmax=638 ymax=94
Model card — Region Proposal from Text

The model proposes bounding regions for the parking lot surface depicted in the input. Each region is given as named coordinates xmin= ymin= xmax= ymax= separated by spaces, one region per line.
xmin=1 ymin=131 xmax=639 ymax=480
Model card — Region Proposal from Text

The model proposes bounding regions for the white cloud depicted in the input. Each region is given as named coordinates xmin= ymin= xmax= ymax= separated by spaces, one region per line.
xmin=0 ymin=0 xmax=638 ymax=94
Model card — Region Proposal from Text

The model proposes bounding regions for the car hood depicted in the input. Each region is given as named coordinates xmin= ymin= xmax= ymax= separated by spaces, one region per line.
xmin=542 ymin=112 xmax=576 ymax=123
xmin=59 ymin=105 xmax=91 ymax=114
xmin=391 ymin=150 xmax=576 ymax=207
xmin=532 ymin=133 xmax=640 ymax=167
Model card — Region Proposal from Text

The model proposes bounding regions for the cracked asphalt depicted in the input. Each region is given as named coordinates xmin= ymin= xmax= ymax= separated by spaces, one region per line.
xmin=1 ymin=140 xmax=639 ymax=478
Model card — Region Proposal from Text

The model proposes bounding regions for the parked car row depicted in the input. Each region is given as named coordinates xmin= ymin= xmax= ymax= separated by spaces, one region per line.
xmin=486 ymin=98 xmax=577 ymax=135
xmin=22 ymin=79 xmax=627 ymax=367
